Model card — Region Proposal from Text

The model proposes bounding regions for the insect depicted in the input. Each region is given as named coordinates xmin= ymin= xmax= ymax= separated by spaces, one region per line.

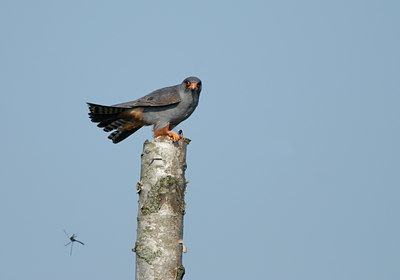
xmin=64 ymin=230 xmax=84 ymax=256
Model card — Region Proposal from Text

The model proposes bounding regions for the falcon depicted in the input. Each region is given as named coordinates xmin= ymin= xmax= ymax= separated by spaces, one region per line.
xmin=87 ymin=77 xmax=202 ymax=143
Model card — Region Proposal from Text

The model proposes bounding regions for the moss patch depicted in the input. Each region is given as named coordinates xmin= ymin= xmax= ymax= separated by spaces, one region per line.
xmin=141 ymin=175 xmax=177 ymax=215
xmin=135 ymin=242 xmax=162 ymax=265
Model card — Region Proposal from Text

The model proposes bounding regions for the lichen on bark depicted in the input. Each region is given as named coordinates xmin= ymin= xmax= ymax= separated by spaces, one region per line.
xmin=134 ymin=242 xmax=163 ymax=265
xmin=141 ymin=175 xmax=185 ymax=215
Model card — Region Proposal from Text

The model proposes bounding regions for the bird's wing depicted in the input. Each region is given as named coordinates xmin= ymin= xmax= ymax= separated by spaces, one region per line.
xmin=113 ymin=86 xmax=181 ymax=108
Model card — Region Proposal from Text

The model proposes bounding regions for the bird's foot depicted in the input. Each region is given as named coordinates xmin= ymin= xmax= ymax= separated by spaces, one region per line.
xmin=167 ymin=131 xmax=180 ymax=142
xmin=154 ymin=125 xmax=181 ymax=142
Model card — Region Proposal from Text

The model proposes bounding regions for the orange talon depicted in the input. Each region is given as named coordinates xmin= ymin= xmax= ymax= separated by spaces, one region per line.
xmin=154 ymin=125 xmax=180 ymax=142
xmin=168 ymin=131 xmax=180 ymax=142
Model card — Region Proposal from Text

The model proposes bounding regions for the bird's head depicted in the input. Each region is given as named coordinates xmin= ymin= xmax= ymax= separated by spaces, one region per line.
xmin=182 ymin=77 xmax=202 ymax=94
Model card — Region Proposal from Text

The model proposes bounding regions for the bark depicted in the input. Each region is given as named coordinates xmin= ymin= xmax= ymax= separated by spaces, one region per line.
xmin=134 ymin=137 xmax=190 ymax=280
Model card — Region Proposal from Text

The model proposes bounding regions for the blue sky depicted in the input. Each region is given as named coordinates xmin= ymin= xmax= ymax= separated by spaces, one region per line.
xmin=1 ymin=1 xmax=399 ymax=279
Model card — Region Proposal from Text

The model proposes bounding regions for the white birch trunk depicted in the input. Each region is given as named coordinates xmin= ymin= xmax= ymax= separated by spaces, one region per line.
xmin=134 ymin=137 xmax=189 ymax=280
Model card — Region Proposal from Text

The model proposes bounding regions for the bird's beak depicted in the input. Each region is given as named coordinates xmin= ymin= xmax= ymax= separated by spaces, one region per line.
xmin=189 ymin=83 xmax=198 ymax=90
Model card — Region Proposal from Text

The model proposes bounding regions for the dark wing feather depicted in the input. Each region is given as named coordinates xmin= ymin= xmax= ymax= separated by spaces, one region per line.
xmin=113 ymin=85 xmax=181 ymax=108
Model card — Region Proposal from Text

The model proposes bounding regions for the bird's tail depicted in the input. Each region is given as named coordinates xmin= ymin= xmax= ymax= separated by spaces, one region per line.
xmin=87 ymin=103 xmax=143 ymax=144
xmin=107 ymin=126 xmax=142 ymax=143
xmin=87 ymin=103 xmax=126 ymax=124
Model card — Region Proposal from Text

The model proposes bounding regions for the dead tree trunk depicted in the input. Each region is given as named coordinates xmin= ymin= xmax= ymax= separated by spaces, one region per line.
xmin=134 ymin=137 xmax=189 ymax=280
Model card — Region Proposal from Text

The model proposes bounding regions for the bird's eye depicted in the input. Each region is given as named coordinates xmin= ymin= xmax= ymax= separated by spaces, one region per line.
xmin=186 ymin=80 xmax=190 ymax=87
xmin=197 ymin=81 xmax=201 ymax=87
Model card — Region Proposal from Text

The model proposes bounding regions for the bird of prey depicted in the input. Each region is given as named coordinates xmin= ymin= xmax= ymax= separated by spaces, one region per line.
xmin=87 ymin=77 xmax=202 ymax=143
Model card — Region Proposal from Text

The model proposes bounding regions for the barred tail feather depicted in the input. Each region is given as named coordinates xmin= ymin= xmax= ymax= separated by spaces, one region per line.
xmin=102 ymin=119 xmax=129 ymax=132
xmin=87 ymin=102 xmax=143 ymax=143
xmin=87 ymin=103 xmax=126 ymax=123
xmin=108 ymin=127 xmax=142 ymax=144
xmin=87 ymin=103 xmax=127 ymax=115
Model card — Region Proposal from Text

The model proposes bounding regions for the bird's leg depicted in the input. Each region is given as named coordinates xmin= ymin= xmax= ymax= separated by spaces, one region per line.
xmin=168 ymin=131 xmax=181 ymax=142
xmin=154 ymin=125 xmax=180 ymax=142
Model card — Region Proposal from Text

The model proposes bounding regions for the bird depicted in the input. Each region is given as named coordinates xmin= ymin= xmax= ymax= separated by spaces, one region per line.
xmin=87 ymin=77 xmax=202 ymax=144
